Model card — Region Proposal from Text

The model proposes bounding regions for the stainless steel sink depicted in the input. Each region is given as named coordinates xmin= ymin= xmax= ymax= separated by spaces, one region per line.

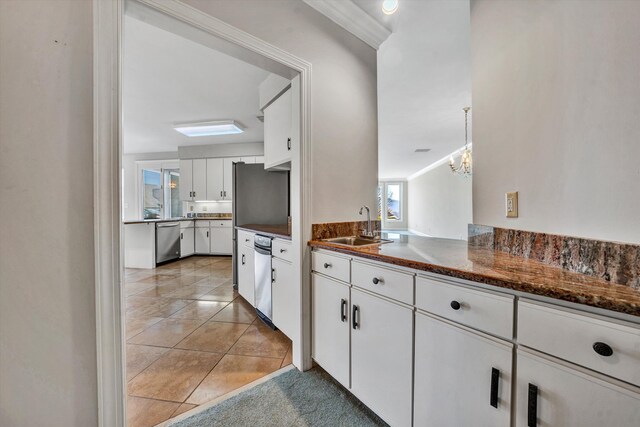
xmin=322 ymin=236 xmax=393 ymax=247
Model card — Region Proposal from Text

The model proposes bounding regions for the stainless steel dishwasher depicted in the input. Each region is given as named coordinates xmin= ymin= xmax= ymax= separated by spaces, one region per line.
xmin=254 ymin=234 xmax=275 ymax=327
xmin=156 ymin=222 xmax=180 ymax=264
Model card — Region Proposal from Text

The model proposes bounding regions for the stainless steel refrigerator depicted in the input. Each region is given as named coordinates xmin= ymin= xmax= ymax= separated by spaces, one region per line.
xmin=232 ymin=162 xmax=289 ymax=285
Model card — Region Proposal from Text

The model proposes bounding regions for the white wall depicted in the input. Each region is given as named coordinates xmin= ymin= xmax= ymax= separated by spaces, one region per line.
xmin=0 ymin=1 xmax=98 ymax=425
xmin=471 ymin=0 xmax=640 ymax=244
xmin=408 ymin=161 xmax=472 ymax=240
xmin=184 ymin=0 xmax=379 ymax=223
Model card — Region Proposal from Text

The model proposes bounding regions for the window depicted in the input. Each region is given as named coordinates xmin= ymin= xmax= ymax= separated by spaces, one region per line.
xmin=142 ymin=169 xmax=162 ymax=219
xmin=386 ymin=183 xmax=402 ymax=221
xmin=140 ymin=166 xmax=182 ymax=219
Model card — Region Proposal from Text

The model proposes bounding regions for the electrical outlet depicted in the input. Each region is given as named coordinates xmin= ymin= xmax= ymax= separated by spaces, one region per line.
xmin=506 ymin=192 xmax=518 ymax=218
xmin=203 ymin=205 xmax=208 ymax=212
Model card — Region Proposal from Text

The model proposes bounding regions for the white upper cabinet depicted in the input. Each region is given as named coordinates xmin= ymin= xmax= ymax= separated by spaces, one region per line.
xmin=222 ymin=157 xmax=240 ymax=201
xmin=263 ymin=88 xmax=292 ymax=169
xmin=179 ymin=159 xmax=193 ymax=201
xmin=191 ymin=159 xmax=207 ymax=201
xmin=240 ymin=157 xmax=256 ymax=164
xmin=206 ymin=158 xmax=224 ymax=201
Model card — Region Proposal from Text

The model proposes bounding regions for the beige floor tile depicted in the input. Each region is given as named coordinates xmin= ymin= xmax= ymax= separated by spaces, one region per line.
xmin=128 ymin=349 xmax=222 ymax=402
xmin=127 ymin=396 xmax=181 ymax=427
xmin=126 ymin=344 xmax=169 ymax=381
xmin=186 ymin=354 xmax=282 ymax=405
xmin=134 ymin=285 xmax=183 ymax=298
xmin=192 ymin=276 xmax=229 ymax=287
xmin=170 ymin=301 xmax=228 ymax=320
xmin=176 ymin=321 xmax=249 ymax=353
xmin=171 ymin=403 xmax=198 ymax=418
xmin=127 ymin=299 xmax=192 ymax=318
xmin=210 ymin=299 xmax=256 ymax=324
xmin=281 ymin=344 xmax=293 ymax=368
xmin=128 ymin=317 xmax=205 ymax=347
xmin=165 ymin=284 xmax=215 ymax=300
xmin=125 ymin=282 xmax=156 ymax=297
xmin=197 ymin=284 xmax=238 ymax=302
xmin=125 ymin=316 xmax=164 ymax=340
xmin=161 ymin=274 xmax=201 ymax=287
xmin=228 ymin=322 xmax=290 ymax=358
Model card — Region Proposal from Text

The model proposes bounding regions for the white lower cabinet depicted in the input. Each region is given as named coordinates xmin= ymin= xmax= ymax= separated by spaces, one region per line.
xmin=414 ymin=312 xmax=512 ymax=426
xmin=351 ymin=288 xmax=413 ymax=427
xmin=311 ymin=273 xmax=350 ymax=388
xmin=516 ymin=349 xmax=640 ymax=427
xmin=180 ymin=227 xmax=194 ymax=257
xmin=272 ymin=257 xmax=295 ymax=339
xmin=195 ymin=227 xmax=209 ymax=253
xmin=237 ymin=245 xmax=254 ymax=304
xmin=210 ymin=226 xmax=232 ymax=255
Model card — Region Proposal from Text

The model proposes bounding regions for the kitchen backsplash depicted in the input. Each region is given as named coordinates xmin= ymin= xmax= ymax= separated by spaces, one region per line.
xmin=469 ymin=224 xmax=640 ymax=289
xmin=311 ymin=220 xmax=382 ymax=240
xmin=184 ymin=201 xmax=232 ymax=215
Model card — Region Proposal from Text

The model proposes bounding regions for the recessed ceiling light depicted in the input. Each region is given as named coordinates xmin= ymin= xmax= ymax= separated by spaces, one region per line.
xmin=382 ymin=0 xmax=399 ymax=15
xmin=415 ymin=148 xmax=431 ymax=153
xmin=174 ymin=120 xmax=244 ymax=137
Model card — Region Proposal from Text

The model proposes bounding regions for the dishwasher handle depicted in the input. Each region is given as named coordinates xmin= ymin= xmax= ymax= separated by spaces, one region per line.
xmin=157 ymin=222 xmax=180 ymax=227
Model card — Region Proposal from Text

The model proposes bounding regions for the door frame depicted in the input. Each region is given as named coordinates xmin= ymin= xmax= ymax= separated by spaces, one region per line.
xmin=93 ymin=0 xmax=313 ymax=425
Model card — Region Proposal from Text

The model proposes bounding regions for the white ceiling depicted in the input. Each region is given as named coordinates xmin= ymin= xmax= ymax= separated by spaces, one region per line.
xmin=355 ymin=0 xmax=472 ymax=179
xmin=123 ymin=15 xmax=271 ymax=154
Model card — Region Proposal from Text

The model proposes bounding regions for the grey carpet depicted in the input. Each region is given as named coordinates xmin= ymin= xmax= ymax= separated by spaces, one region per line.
xmin=169 ymin=367 xmax=388 ymax=427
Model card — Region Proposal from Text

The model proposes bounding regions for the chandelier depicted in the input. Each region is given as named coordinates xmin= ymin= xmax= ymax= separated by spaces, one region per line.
xmin=449 ymin=107 xmax=472 ymax=177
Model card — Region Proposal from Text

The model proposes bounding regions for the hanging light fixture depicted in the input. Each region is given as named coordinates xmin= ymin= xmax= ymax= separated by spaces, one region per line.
xmin=449 ymin=107 xmax=472 ymax=176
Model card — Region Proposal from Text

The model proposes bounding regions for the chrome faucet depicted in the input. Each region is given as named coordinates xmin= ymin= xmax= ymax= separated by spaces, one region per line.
xmin=359 ymin=206 xmax=373 ymax=237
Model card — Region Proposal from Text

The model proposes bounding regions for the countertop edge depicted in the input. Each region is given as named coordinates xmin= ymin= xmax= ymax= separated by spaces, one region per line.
xmin=236 ymin=225 xmax=292 ymax=241
xmin=308 ymin=240 xmax=640 ymax=318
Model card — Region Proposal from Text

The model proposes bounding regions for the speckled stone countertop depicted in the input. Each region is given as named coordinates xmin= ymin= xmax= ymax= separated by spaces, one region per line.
xmin=236 ymin=224 xmax=291 ymax=240
xmin=309 ymin=234 xmax=640 ymax=317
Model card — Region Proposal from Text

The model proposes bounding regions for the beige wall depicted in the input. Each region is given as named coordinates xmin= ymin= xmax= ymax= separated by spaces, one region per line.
xmin=408 ymin=162 xmax=472 ymax=240
xmin=0 ymin=1 xmax=98 ymax=426
xmin=184 ymin=0 xmax=379 ymax=224
xmin=471 ymin=0 xmax=640 ymax=244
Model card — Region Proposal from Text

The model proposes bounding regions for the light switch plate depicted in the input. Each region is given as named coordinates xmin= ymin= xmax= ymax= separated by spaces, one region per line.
xmin=506 ymin=192 xmax=518 ymax=218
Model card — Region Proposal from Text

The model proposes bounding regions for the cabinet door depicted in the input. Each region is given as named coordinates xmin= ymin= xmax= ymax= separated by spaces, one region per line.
xmin=179 ymin=159 xmax=193 ymax=201
xmin=195 ymin=227 xmax=209 ymax=254
xmin=210 ymin=227 xmax=232 ymax=255
xmin=516 ymin=349 xmax=640 ymax=427
xmin=180 ymin=227 xmax=194 ymax=258
xmin=311 ymin=273 xmax=350 ymax=388
xmin=192 ymin=158 xmax=207 ymax=201
xmin=272 ymin=258 xmax=296 ymax=340
xmin=263 ymin=89 xmax=292 ymax=169
xmin=222 ymin=157 xmax=240 ymax=200
xmin=351 ymin=288 xmax=413 ymax=427
xmin=414 ymin=313 xmax=512 ymax=426
xmin=206 ymin=158 xmax=224 ymax=201
xmin=237 ymin=247 xmax=255 ymax=305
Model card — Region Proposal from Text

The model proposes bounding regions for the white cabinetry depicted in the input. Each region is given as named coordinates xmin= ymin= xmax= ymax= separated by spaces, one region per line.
xmin=222 ymin=157 xmax=239 ymax=200
xmin=350 ymin=287 xmax=413 ymax=427
xmin=179 ymin=159 xmax=193 ymax=201
xmin=516 ymin=349 xmax=640 ymax=427
xmin=414 ymin=312 xmax=512 ymax=426
xmin=180 ymin=159 xmax=207 ymax=201
xmin=237 ymin=242 xmax=255 ymax=305
xmin=210 ymin=220 xmax=232 ymax=255
xmin=272 ymin=239 xmax=295 ymax=340
xmin=195 ymin=222 xmax=210 ymax=254
xmin=206 ymin=158 xmax=224 ymax=201
xmin=311 ymin=273 xmax=350 ymax=388
xmin=180 ymin=222 xmax=194 ymax=258
xmin=263 ymin=88 xmax=292 ymax=169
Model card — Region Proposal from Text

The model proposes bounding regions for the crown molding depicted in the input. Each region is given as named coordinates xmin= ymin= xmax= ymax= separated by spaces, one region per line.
xmin=302 ymin=0 xmax=391 ymax=49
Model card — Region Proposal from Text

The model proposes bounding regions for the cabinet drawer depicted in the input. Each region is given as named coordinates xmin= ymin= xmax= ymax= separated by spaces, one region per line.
xmin=351 ymin=260 xmax=413 ymax=305
xmin=312 ymin=251 xmax=350 ymax=283
xmin=179 ymin=220 xmax=194 ymax=229
xmin=273 ymin=238 xmax=292 ymax=262
xmin=238 ymin=230 xmax=255 ymax=248
xmin=195 ymin=220 xmax=210 ymax=228
xmin=416 ymin=276 xmax=514 ymax=339
xmin=211 ymin=220 xmax=232 ymax=228
xmin=519 ymin=300 xmax=640 ymax=387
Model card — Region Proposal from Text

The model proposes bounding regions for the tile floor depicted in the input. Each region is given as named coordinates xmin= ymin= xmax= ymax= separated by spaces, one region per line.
xmin=124 ymin=256 xmax=292 ymax=427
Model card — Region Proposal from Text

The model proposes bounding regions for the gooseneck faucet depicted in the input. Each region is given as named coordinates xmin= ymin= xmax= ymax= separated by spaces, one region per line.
xmin=359 ymin=206 xmax=373 ymax=237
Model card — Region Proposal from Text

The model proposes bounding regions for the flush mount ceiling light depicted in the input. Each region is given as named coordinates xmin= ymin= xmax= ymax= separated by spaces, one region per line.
xmin=174 ymin=120 xmax=244 ymax=137
xmin=382 ymin=0 xmax=399 ymax=15
xmin=449 ymin=107 xmax=472 ymax=177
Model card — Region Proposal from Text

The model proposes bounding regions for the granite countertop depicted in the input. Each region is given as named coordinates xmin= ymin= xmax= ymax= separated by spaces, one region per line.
xmin=124 ymin=216 xmax=231 ymax=225
xmin=309 ymin=233 xmax=640 ymax=318
xmin=236 ymin=224 xmax=291 ymax=240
